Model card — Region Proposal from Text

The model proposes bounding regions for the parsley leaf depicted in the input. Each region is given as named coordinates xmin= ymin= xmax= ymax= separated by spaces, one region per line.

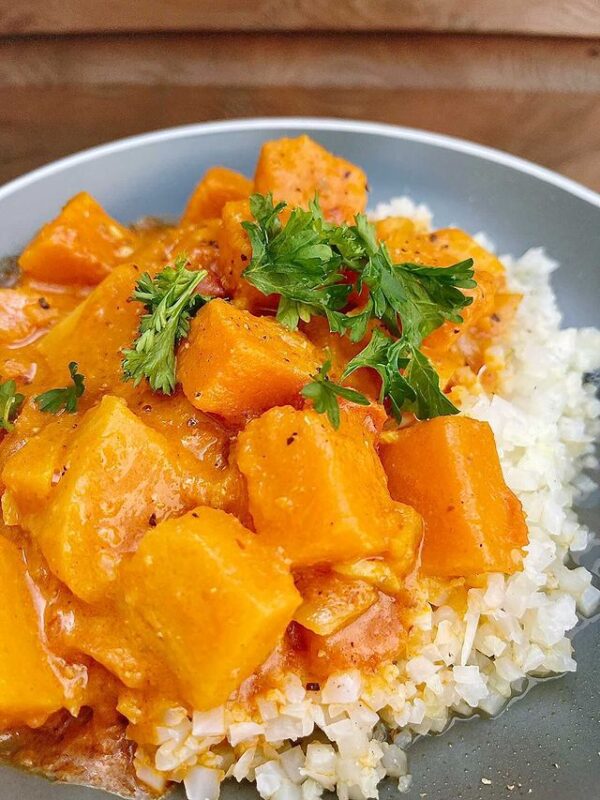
xmin=122 ymin=255 xmax=208 ymax=394
xmin=301 ymin=360 xmax=369 ymax=429
xmin=404 ymin=346 xmax=459 ymax=418
xmin=342 ymin=330 xmax=413 ymax=419
xmin=386 ymin=258 xmax=475 ymax=345
xmin=242 ymin=193 xmax=477 ymax=422
xmin=0 ymin=379 xmax=25 ymax=431
xmin=343 ymin=329 xmax=458 ymax=421
xmin=35 ymin=362 xmax=85 ymax=414
xmin=349 ymin=214 xmax=475 ymax=344
xmin=242 ymin=194 xmax=352 ymax=331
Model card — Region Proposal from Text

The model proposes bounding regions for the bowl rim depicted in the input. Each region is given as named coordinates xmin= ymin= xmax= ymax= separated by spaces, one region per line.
xmin=1 ymin=116 xmax=599 ymax=208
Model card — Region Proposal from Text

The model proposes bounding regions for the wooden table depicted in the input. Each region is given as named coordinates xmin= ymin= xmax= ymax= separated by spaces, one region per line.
xmin=1 ymin=1 xmax=599 ymax=190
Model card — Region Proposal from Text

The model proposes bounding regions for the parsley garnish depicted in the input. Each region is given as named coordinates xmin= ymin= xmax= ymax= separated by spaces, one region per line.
xmin=243 ymin=194 xmax=476 ymax=423
xmin=35 ymin=362 xmax=85 ymax=414
xmin=242 ymin=194 xmax=352 ymax=331
xmin=301 ymin=360 xmax=370 ymax=430
xmin=342 ymin=329 xmax=458 ymax=421
xmin=0 ymin=379 xmax=25 ymax=431
xmin=352 ymin=217 xmax=475 ymax=342
xmin=122 ymin=255 xmax=208 ymax=394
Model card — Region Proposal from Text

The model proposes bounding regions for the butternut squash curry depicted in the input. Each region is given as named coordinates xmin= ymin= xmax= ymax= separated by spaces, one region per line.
xmin=0 ymin=136 xmax=528 ymax=795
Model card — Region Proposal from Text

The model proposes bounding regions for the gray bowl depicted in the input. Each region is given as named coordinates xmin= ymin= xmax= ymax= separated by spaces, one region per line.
xmin=0 ymin=118 xmax=598 ymax=800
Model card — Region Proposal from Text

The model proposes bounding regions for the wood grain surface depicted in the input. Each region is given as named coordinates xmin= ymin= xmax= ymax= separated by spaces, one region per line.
xmin=0 ymin=33 xmax=598 ymax=92
xmin=1 ymin=0 xmax=599 ymax=37
xmin=1 ymin=6 xmax=599 ymax=191
xmin=2 ymin=83 xmax=598 ymax=191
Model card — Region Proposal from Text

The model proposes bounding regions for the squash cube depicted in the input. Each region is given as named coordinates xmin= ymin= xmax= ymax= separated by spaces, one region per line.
xmin=1 ymin=418 xmax=70 ymax=508
xmin=380 ymin=416 xmax=528 ymax=577
xmin=217 ymin=199 xmax=273 ymax=310
xmin=182 ymin=167 xmax=253 ymax=224
xmin=293 ymin=569 xmax=378 ymax=636
xmin=35 ymin=263 xmax=142 ymax=400
xmin=2 ymin=396 xmax=189 ymax=602
xmin=254 ymin=135 xmax=368 ymax=224
xmin=121 ymin=507 xmax=300 ymax=710
xmin=217 ymin=199 xmax=252 ymax=294
xmin=297 ymin=592 xmax=407 ymax=678
xmin=178 ymin=299 xmax=321 ymax=423
xmin=235 ymin=406 xmax=419 ymax=567
xmin=19 ymin=192 xmax=137 ymax=285
xmin=0 ymin=537 xmax=66 ymax=727
xmin=58 ymin=597 xmax=167 ymax=693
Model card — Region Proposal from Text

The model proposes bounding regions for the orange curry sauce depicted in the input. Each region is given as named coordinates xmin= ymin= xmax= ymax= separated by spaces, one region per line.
xmin=0 ymin=136 xmax=527 ymax=796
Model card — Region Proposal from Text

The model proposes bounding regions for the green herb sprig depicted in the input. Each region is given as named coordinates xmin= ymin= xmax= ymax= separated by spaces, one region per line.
xmin=242 ymin=195 xmax=351 ymax=331
xmin=342 ymin=329 xmax=458 ymax=420
xmin=122 ymin=255 xmax=208 ymax=394
xmin=35 ymin=362 xmax=85 ymax=414
xmin=242 ymin=193 xmax=476 ymax=422
xmin=301 ymin=359 xmax=370 ymax=429
xmin=0 ymin=379 xmax=25 ymax=431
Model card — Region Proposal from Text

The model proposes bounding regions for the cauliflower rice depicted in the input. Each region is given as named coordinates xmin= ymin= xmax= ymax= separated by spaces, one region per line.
xmin=132 ymin=199 xmax=600 ymax=800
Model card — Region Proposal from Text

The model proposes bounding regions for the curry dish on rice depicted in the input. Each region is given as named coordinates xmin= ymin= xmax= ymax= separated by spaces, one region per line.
xmin=0 ymin=135 xmax=534 ymax=796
